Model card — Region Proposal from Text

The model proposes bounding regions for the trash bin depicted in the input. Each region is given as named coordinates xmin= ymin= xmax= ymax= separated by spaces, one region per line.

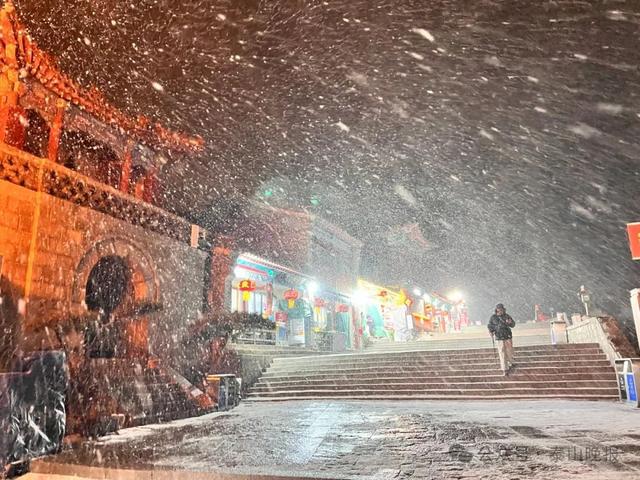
xmin=614 ymin=358 xmax=640 ymax=407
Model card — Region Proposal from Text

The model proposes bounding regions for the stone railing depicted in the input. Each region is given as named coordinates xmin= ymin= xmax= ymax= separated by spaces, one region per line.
xmin=0 ymin=143 xmax=210 ymax=249
xmin=567 ymin=316 xmax=638 ymax=364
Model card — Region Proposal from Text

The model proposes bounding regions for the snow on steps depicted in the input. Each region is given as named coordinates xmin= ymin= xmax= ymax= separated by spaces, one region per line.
xmin=363 ymin=334 xmax=552 ymax=353
xmin=245 ymin=343 xmax=619 ymax=402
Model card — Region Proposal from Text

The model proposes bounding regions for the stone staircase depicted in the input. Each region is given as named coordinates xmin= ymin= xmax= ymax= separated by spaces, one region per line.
xmin=68 ymin=358 xmax=213 ymax=435
xmin=246 ymin=343 xmax=619 ymax=401
xmin=227 ymin=343 xmax=336 ymax=393
xmin=364 ymin=335 xmax=552 ymax=353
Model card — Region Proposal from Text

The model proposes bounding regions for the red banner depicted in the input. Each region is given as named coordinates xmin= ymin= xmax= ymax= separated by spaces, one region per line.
xmin=628 ymin=223 xmax=640 ymax=260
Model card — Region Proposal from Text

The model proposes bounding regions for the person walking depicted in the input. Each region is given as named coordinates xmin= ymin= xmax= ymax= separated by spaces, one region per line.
xmin=488 ymin=303 xmax=516 ymax=375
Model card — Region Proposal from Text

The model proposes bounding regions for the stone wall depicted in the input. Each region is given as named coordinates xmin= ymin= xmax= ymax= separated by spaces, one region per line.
xmin=0 ymin=177 xmax=208 ymax=365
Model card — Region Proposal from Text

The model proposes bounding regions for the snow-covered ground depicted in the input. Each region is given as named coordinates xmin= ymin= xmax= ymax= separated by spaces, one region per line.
xmin=29 ymin=399 xmax=640 ymax=479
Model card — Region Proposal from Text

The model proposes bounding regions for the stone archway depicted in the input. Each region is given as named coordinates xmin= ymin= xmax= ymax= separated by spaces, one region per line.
xmin=85 ymin=255 xmax=131 ymax=316
xmin=72 ymin=237 xmax=159 ymax=356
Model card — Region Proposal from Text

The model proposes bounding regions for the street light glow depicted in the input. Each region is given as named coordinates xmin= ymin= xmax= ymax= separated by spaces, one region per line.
xmin=448 ymin=290 xmax=464 ymax=302
xmin=307 ymin=280 xmax=319 ymax=296
xmin=352 ymin=289 xmax=368 ymax=305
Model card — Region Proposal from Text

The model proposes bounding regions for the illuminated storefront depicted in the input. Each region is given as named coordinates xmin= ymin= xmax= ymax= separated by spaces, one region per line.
xmin=229 ymin=253 xmax=355 ymax=350
xmin=352 ymin=282 xmax=471 ymax=340
xmin=231 ymin=266 xmax=272 ymax=317
xmin=420 ymin=292 xmax=469 ymax=334
xmin=352 ymin=279 xmax=414 ymax=342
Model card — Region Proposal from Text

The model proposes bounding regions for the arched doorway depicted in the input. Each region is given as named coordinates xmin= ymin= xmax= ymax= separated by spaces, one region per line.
xmin=85 ymin=255 xmax=131 ymax=317
xmin=73 ymin=238 xmax=159 ymax=358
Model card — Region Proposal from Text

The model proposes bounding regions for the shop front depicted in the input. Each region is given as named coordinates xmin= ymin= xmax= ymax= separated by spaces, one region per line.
xmin=230 ymin=253 xmax=314 ymax=347
xmin=353 ymin=279 xmax=414 ymax=342
xmin=229 ymin=253 xmax=357 ymax=350
xmin=306 ymin=290 xmax=355 ymax=351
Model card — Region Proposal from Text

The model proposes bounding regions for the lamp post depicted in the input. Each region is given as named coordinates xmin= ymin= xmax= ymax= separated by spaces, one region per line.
xmin=578 ymin=285 xmax=592 ymax=317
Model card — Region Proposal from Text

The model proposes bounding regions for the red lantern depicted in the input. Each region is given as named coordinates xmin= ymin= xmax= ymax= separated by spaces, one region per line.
xmin=314 ymin=298 xmax=326 ymax=308
xmin=284 ymin=289 xmax=299 ymax=308
xmin=238 ymin=279 xmax=256 ymax=302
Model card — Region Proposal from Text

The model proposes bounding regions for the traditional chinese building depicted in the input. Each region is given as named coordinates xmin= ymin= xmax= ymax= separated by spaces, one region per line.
xmin=218 ymin=203 xmax=363 ymax=350
xmin=0 ymin=0 xmax=216 ymax=429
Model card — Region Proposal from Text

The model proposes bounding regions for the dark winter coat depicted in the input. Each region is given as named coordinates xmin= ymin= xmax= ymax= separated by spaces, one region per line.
xmin=488 ymin=313 xmax=516 ymax=341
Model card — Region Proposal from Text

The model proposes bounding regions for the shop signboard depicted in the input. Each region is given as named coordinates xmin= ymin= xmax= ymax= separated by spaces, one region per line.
xmin=627 ymin=222 xmax=640 ymax=260
xmin=239 ymin=280 xmax=256 ymax=290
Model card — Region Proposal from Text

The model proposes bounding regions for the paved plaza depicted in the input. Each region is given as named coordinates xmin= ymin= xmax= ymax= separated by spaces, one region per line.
xmin=27 ymin=399 xmax=640 ymax=480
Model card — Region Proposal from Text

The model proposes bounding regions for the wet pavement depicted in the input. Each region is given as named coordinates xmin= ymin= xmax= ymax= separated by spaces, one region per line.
xmin=29 ymin=400 xmax=640 ymax=479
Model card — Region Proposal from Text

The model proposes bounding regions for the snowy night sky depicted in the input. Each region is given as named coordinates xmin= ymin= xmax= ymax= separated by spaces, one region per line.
xmin=18 ymin=0 xmax=640 ymax=323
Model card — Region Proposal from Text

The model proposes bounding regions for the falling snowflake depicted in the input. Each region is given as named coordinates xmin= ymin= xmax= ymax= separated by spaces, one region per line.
xmin=410 ymin=28 xmax=435 ymax=43
xmin=335 ymin=121 xmax=350 ymax=133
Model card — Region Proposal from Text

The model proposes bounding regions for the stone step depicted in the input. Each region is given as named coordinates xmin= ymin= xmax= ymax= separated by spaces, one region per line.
xmin=247 ymin=386 xmax=619 ymax=398
xmin=368 ymin=336 xmax=552 ymax=346
xmin=251 ymin=380 xmax=616 ymax=393
xmin=265 ymin=359 xmax=612 ymax=375
xmin=364 ymin=336 xmax=553 ymax=351
xmin=274 ymin=343 xmax=601 ymax=361
xmin=255 ymin=372 xmax=617 ymax=386
xmin=265 ymin=360 xmax=609 ymax=375
xmin=255 ymin=374 xmax=617 ymax=387
xmin=262 ymin=365 xmax=615 ymax=381
xmin=272 ymin=346 xmax=603 ymax=361
xmin=245 ymin=393 xmax=619 ymax=401
xmin=249 ymin=342 xmax=615 ymax=402
xmin=230 ymin=345 xmax=328 ymax=355
xmin=270 ymin=353 xmax=607 ymax=371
